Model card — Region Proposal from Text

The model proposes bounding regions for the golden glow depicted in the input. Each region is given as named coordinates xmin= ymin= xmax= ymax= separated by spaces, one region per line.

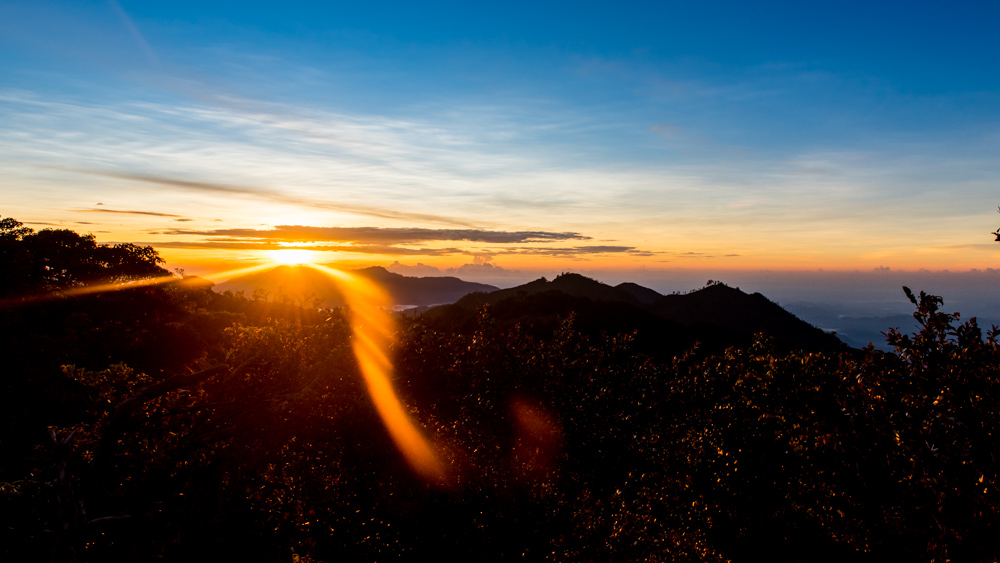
xmin=3 ymin=261 xmax=448 ymax=483
xmin=268 ymin=248 xmax=320 ymax=265
xmin=310 ymin=263 xmax=447 ymax=483
xmin=0 ymin=264 xmax=276 ymax=308
xmin=0 ymin=274 xmax=182 ymax=308
xmin=200 ymin=263 xmax=276 ymax=284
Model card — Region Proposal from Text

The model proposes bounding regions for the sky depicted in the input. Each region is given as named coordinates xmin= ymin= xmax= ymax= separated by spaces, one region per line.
xmin=2 ymin=0 xmax=1000 ymax=298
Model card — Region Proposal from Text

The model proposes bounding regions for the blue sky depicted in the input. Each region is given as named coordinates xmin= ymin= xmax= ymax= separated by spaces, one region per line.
xmin=1 ymin=0 xmax=999 ymax=280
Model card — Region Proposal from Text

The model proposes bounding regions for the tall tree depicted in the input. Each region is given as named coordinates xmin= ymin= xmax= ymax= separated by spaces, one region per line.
xmin=0 ymin=217 xmax=168 ymax=296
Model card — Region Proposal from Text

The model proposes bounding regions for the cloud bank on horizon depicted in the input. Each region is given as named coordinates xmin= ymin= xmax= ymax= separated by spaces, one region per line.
xmin=1 ymin=0 xmax=999 ymax=274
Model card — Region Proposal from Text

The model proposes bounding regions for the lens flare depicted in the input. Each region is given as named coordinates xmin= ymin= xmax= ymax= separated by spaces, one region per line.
xmin=1 ymin=259 xmax=447 ymax=483
xmin=0 ymin=274 xmax=182 ymax=308
xmin=205 ymin=262 xmax=280 ymax=282
xmin=310 ymin=264 xmax=447 ymax=483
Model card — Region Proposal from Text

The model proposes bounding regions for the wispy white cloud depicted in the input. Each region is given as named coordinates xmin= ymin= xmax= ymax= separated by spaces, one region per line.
xmin=1 ymin=80 xmax=998 ymax=269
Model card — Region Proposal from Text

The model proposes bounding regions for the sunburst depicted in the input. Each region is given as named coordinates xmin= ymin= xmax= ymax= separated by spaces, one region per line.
xmin=268 ymin=248 xmax=319 ymax=265
xmin=3 ymin=252 xmax=447 ymax=484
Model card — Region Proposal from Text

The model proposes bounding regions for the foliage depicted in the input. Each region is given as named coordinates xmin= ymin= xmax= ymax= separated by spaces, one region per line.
xmin=2 ymin=218 xmax=1000 ymax=562
xmin=0 ymin=216 xmax=169 ymax=295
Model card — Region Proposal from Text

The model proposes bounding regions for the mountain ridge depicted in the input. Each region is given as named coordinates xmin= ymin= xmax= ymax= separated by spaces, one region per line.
xmin=215 ymin=265 xmax=498 ymax=307
xmin=218 ymin=267 xmax=845 ymax=355
xmin=422 ymin=273 xmax=844 ymax=357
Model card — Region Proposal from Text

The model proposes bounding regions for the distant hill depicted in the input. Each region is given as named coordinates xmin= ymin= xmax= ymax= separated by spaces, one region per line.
xmin=215 ymin=265 xmax=498 ymax=307
xmin=421 ymin=274 xmax=845 ymax=357
xmin=614 ymin=282 xmax=664 ymax=304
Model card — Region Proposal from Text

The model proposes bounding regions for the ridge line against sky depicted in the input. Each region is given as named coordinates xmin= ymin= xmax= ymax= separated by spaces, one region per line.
xmin=1 ymin=0 xmax=999 ymax=279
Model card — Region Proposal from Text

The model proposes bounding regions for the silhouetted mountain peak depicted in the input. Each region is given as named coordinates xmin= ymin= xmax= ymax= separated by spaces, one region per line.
xmin=649 ymin=282 xmax=839 ymax=351
xmin=453 ymin=272 xmax=648 ymax=309
xmin=353 ymin=265 xmax=402 ymax=281
xmin=614 ymin=282 xmax=663 ymax=304
xmin=548 ymin=273 xmax=626 ymax=300
xmin=431 ymin=275 xmax=843 ymax=355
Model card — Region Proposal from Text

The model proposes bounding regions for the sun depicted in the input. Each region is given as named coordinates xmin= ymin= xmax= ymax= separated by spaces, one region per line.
xmin=268 ymin=248 xmax=319 ymax=265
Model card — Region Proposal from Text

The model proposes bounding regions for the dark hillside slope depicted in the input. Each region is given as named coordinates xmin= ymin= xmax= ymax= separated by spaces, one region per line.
xmin=650 ymin=283 xmax=843 ymax=352
xmin=423 ymin=274 xmax=845 ymax=357
xmin=423 ymin=289 xmax=690 ymax=358
xmin=614 ymin=281 xmax=664 ymax=304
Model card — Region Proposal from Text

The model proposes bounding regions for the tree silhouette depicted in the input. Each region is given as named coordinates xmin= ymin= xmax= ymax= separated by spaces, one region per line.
xmin=0 ymin=216 xmax=169 ymax=296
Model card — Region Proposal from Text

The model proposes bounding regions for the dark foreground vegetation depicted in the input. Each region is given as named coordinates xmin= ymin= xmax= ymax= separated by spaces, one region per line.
xmin=2 ymin=216 xmax=999 ymax=562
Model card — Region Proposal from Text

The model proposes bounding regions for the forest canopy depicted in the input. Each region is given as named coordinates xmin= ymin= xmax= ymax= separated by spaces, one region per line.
xmin=0 ymin=217 xmax=168 ymax=295
xmin=1 ymin=216 xmax=998 ymax=562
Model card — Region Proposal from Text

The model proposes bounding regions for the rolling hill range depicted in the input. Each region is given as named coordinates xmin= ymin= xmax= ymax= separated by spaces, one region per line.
xmin=218 ymin=268 xmax=845 ymax=357
xmin=215 ymin=265 xmax=498 ymax=307
xmin=420 ymin=273 xmax=845 ymax=358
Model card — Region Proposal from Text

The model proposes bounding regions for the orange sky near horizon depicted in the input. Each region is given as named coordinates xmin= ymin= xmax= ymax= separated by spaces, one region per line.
xmin=8 ymin=190 xmax=999 ymax=286
xmin=150 ymin=239 xmax=1000 ymax=285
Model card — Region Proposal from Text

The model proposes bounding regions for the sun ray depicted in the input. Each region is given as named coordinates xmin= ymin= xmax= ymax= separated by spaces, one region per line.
xmin=0 ymin=274 xmax=182 ymax=309
xmin=200 ymin=262 xmax=277 ymax=284
xmin=0 ymin=259 xmax=275 ymax=310
xmin=0 ymin=258 xmax=447 ymax=483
